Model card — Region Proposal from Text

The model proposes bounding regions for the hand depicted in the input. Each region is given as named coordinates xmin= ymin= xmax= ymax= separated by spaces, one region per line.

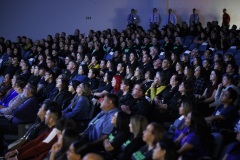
xmin=51 ymin=142 xmax=61 ymax=154
xmin=121 ymin=105 xmax=131 ymax=114
xmin=7 ymin=156 xmax=18 ymax=160
xmin=218 ymin=83 xmax=223 ymax=89
xmin=5 ymin=150 xmax=18 ymax=159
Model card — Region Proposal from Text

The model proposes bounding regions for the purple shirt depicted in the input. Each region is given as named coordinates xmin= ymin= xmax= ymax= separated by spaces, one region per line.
xmin=181 ymin=130 xmax=210 ymax=159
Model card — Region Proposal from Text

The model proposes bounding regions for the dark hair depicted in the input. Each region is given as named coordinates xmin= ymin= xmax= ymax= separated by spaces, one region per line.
xmin=158 ymin=139 xmax=178 ymax=160
xmin=79 ymin=64 xmax=89 ymax=75
xmin=15 ymin=79 xmax=27 ymax=89
xmin=227 ymin=87 xmax=238 ymax=103
xmin=60 ymin=78 xmax=69 ymax=90
xmin=135 ymin=83 xmax=146 ymax=95
xmin=55 ymin=128 xmax=79 ymax=159
xmin=223 ymin=74 xmax=234 ymax=84
xmin=72 ymin=140 xmax=91 ymax=156
xmin=55 ymin=118 xmax=77 ymax=131
xmin=48 ymin=103 xmax=62 ymax=122
xmin=189 ymin=111 xmax=212 ymax=148
xmin=26 ymin=83 xmax=37 ymax=95
xmin=105 ymin=93 xmax=118 ymax=108
xmin=122 ymin=78 xmax=133 ymax=91
xmin=71 ymin=80 xmax=80 ymax=91
xmin=182 ymin=81 xmax=194 ymax=96
xmin=89 ymin=68 xmax=99 ymax=77
xmin=105 ymin=71 xmax=114 ymax=83
xmin=42 ymin=99 xmax=54 ymax=111
xmin=149 ymin=122 xmax=164 ymax=146
xmin=116 ymin=111 xmax=130 ymax=132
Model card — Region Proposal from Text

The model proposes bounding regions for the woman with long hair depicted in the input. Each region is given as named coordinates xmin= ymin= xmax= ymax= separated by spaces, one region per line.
xmin=177 ymin=111 xmax=213 ymax=159
xmin=111 ymin=75 xmax=123 ymax=95
xmin=49 ymin=128 xmax=79 ymax=160
xmin=131 ymin=122 xmax=165 ymax=160
xmin=116 ymin=115 xmax=148 ymax=160
xmin=62 ymin=82 xmax=91 ymax=122
xmin=102 ymin=111 xmax=131 ymax=159
xmin=152 ymin=139 xmax=178 ymax=160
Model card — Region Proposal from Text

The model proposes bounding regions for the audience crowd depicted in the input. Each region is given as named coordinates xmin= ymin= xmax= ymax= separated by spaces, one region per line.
xmin=1 ymin=9 xmax=240 ymax=159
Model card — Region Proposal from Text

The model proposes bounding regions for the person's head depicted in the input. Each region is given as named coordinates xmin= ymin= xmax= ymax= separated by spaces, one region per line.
xmin=154 ymin=71 xmax=167 ymax=86
xmin=14 ymin=79 xmax=27 ymax=94
xmin=153 ymin=58 xmax=162 ymax=69
xmin=193 ymin=8 xmax=196 ymax=13
xmin=103 ymin=71 xmax=114 ymax=83
xmin=111 ymin=75 xmax=123 ymax=93
xmin=20 ymin=59 xmax=30 ymax=71
xmin=129 ymin=115 xmax=148 ymax=138
xmin=120 ymin=78 xmax=133 ymax=92
xmin=153 ymin=139 xmax=178 ymax=160
xmin=67 ymin=61 xmax=78 ymax=72
xmin=175 ymin=61 xmax=184 ymax=73
xmin=3 ymin=73 xmax=12 ymax=84
xmin=88 ymin=68 xmax=98 ymax=79
xmin=226 ymin=63 xmax=237 ymax=75
xmin=45 ymin=104 xmax=62 ymax=127
xmin=100 ymin=94 xmax=118 ymax=112
xmin=210 ymin=69 xmax=222 ymax=84
xmin=162 ymin=58 xmax=172 ymax=70
xmin=170 ymin=74 xmax=180 ymax=87
xmin=69 ymin=80 xmax=80 ymax=93
xmin=179 ymin=98 xmax=193 ymax=116
xmin=56 ymin=77 xmax=69 ymax=91
xmin=76 ymin=82 xmax=91 ymax=97
xmin=222 ymin=74 xmax=234 ymax=87
xmin=37 ymin=99 xmax=54 ymax=121
xmin=58 ymin=128 xmax=79 ymax=155
xmin=221 ymin=87 xmax=237 ymax=105
xmin=178 ymin=81 xmax=194 ymax=95
xmin=132 ymin=83 xmax=146 ymax=99
xmin=143 ymin=122 xmax=164 ymax=146
xmin=45 ymin=69 xmax=55 ymax=82
xmin=82 ymin=153 xmax=104 ymax=160
xmin=116 ymin=63 xmax=125 ymax=73
xmin=22 ymin=83 xmax=36 ymax=98
xmin=78 ymin=64 xmax=89 ymax=75
xmin=153 ymin=8 xmax=157 ymax=13
xmin=111 ymin=111 xmax=130 ymax=131
xmin=223 ymin=8 xmax=227 ymax=13
xmin=194 ymin=66 xmax=204 ymax=79
xmin=67 ymin=140 xmax=91 ymax=160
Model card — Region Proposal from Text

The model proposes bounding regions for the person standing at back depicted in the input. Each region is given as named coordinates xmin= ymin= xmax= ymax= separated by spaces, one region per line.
xmin=166 ymin=8 xmax=177 ymax=26
xmin=189 ymin=8 xmax=200 ymax=26
xmin=127 ymin=9 xmax=139 ymax=29
xmin=222 ymin=8 xmax=230 ymax=28
xmin=149 ymin=8 xmax=160 ymax=30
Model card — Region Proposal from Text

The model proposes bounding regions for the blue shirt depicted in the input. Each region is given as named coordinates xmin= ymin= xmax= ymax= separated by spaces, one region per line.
xmin=0 ymin=89 xmax=18 ymax=107
xmin=226 ymin=142 xmax=240 ymax=160
xmin=83 ymin=107 xmax=120 ymax=142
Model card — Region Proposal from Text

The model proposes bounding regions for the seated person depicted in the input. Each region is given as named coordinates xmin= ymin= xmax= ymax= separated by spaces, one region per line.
xmin=0 ymin=79 xmax=27 ymax=116
xmin=116 ymin=115 xmax=148 ymax=160
xmin=0 ymin=73 xmax=12 ymax=100
xmin=131 ymin=122 xmax=164 ymax=160
xmin=81 ymin=94 xmax=120 ymax=145
xmin=4 ymin=104 xmax=62 ymax=160
xmin=177 ymin=111 xmax=213 ymax=159
xmin=0 ymin=74 xmax=20 ymax=108
xmin=101 ymin=111 xmax=131 ymax=159
xmin=222 ymin=130 xmax=240 ymax=160
xmin=205 ymin=87 xmax=238 ymax=132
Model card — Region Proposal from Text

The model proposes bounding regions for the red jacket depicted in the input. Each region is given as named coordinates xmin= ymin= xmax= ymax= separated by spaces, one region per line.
xmin=17 ymin=126 xmax=57 ymax=160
